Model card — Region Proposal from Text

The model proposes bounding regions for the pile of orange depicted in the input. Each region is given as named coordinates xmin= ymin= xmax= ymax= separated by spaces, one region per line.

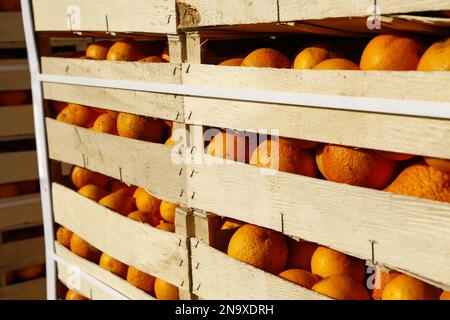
xmin=0 ymin=180 xmax=39 ymax=199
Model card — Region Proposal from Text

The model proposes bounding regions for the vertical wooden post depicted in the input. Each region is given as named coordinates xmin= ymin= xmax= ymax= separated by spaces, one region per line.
xmin=185 ymin=31 xmax=202 ymax=64
xmin=168 ymin=34 xmax=186 ymax=64
xmin=175 ymin=207 xmax=195 ymax=300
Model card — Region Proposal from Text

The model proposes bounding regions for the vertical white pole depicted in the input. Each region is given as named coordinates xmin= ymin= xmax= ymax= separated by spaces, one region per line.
xmin=21 ymin=0 xmax=57 ymax=300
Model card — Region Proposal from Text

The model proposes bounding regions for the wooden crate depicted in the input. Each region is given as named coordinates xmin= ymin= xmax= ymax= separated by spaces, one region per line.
xmin=0 ymin=278 xmax=46 ymax=300
xmin=0 ymin=106 xmax=34 ymax=141
xmin=0 ymin=59 xmax=30 ymax=91
xmin=0 ymin=194 xmax=42 ymax=231
xmin=0 ymin=151 xmax=38 ymax=184
xmin=0 ymin=12 xmax=25 ymax=44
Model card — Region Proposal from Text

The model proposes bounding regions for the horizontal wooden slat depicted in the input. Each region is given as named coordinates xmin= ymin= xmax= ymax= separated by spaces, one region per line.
xmin=0 ymin=105 xmax=35 ymax=139
xmin=0 ymin=12 xmax=25 ymax=43
xmin=0 ymin=151 xmax=38 ymax=184
xmin=46 ymin=119 xmax=184 ymax=203
xmin=191 ymin=239 xmax=328 ymax=300
xmin=52 ymin=183 xmax=190 ymax=290
xmin=0 ymin=60 xmax=30 ymax=91
xmin=0 ymin=237 xmax=45 ymax=272
xmin=0 ymin=194 xmax=42 ymax=231
xmin=32 ymin=0 xmax=177 ymax=34
xmin=55 ymin=242 xmax=154 ymax=300
xmin=0 ymin=278 xmax=46 ymax=300
xmin=186 ymin=155 xmax=450 ymax=291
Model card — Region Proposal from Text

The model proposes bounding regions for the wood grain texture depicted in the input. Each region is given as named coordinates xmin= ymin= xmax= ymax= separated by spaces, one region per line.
xmin=0 ymin=237 xmax=45 ymax=272
xmin=0 ymin=194 xmax=42 ymax=231
xmin=0 ymin=12 xmax=25 ymax=43
xmin=0 ymin=151 xmax=39 ymax=184
xmin=0 ymin=278 xmax=46 ymax=300
xmin=32 ymin=0 xmax=177 ymax=34
xmin=190 ymin=239 xmax=329 ymax=300
xmin=55 ymin=242 xmax=154 ymax=300
xmin=52 ymin=183 xmax=190 ymax=290
xmin=46 ymin=119 xmax=185 ymax=204
xmin=0 ymin=105 xmax=35 ymax=139
xmin=186 ymin=155 xmax=450 ymax=291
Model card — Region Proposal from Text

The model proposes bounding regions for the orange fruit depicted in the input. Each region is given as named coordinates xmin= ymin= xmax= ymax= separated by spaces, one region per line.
xmin=71 ymin=166 xmax=109 ymax=189
xmin=139 ymin=56 xmax=167 ymax=63
xmin=86 ymin=41 xmax=113 ymax=60
xmin=107 ymin=110 xmax=119 ymax=119
xmin=322 ymin=144 xmax=398 ymax=189
xmin=385 ymin=163 xmax=450 ymax=202
xmin=165 ymin=136 xmax=174 ymax=146
xmin=382 ymin=274 xmax=441 ymax=300
xmin=417 ymin=38 xmax=450 ymax=71
xmin=50 ymin=101 xmax=68 ymax=115
xmin=154 ymin=278 xmax=179 ymax=300
xmin=99 ymin=253 xmax=128 ymax=279
xmin=162 ymin=45 xmax=170 ymax=62
xmin=220 ymin=218 xmax=244 ymax=230
xmin=279 ymin=269 xmax=320 ymax=289
xmin=65 ymin=289 xmax=88 ymax=300
xmin=116 ymin=112 xmax=166 ymax=142
xmin=293 ymin=43 xmax=342 ymax=70
xmin=17 ymin=180 xmax=39 ymax=194
xmin=0 ymin=90 xmax=29 ymax=106
xmin=156 ymin=221 xmax=175 ymax=233
xmin=109 ymin=180 xmax=136 ymax=196
xmin=315 ymin=144 xmax=328 ymax=179
xmin=206 ymin=131 xmax=251 ymax=163
xmin=15 ymin=264 xmax=44 ymax=281
xmin=241 ymin=48 xmax=290 ymax=69
xmin=0 ymin=0 xmax=21 ymax=11
xmin=56 ymin=226 xmax=73 ymax=249
xmin=360 ymin=34 xmax=425 ymax=70
xmin=127 ymin=210 xmax=160 ymax=227
xmin=313 ymin=58 xmax=359 ymax=70
xmin=371 ymin=269 xmax=402 ymax=300
xmin=78 ymin=184 xmax=109 ymax=202
xmin=424 ymin=157 xmax=450 ymax=175
xmin=70 ymin=233 xmax=101 ymax=263
xmin=56 ymin=103 xmax=98 ymax=128
xmin=250 ymin=138 xmax=318 ymax=177
xmin=440 ymin=291 xmax=450 ymax=300
xmin=91 ymin=113 xmax=118 ymax=135
xmin=106 ymin=39 xmax=145 ymax=61
xmin=134 ymin=188 xmax=161 ymax=216
xmin=227 ymin=224 xmax=288 ymax=274
xmin=0 ymin=182 xmax=20 ymax=198
xmin=159 ymin=200 xmax=179 ymax=223
xmin=218 ymin=58 xmax=244 ymax=66
xmin=127 ymin=267 xmax=156 ymax=294
xmin=311 ymin=246 xmax=366 ymax=283
xmin=312 ymin=274 xmax=370 ymax=300
xmin=376 ymin=151 xmax=415 ymax=161
xmin=286 ymin=238 xmax=318 ymax=271
xmin=98 ymin=192 xmax=135 ymax=216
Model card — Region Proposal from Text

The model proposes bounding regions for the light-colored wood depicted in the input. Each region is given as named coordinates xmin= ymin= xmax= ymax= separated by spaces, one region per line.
xmin=193 ymin=211 xmax=220 ymax=247
xmin=168 ymin=34 xmax=186 ymax=64
xmin=0 ymin=278 xmax=46 ymax=300
xmin=32 ymin=0 xmax=177 ymax=34
xmin=52 ymin=183 xmax=190 ymax=290
xmin=0 ymin=237 xmax=45 ymax=273
xmin=190 ymin=239 xmax=329 ymax=300
xmin=0 ymin=105 xmax=34 ymax=139
xmin=185 ymin=32 xmax=202 ymax=64
xmin=0 ymin=194 xmax=42 ymax=231
xmin=46 ymin=119 xmax=185 ymax=204
xmin=0 ymin=151 xmax=39 ymax=184
xmin=186 ymin=155 xmax=450 ymax=291
xmin=55 ymin=242 xmax=154 ymax=300
xmin=0 ymin=12 xmax=25 ymax=43
xmin=0 ymin=60 xmax=30 ymax=91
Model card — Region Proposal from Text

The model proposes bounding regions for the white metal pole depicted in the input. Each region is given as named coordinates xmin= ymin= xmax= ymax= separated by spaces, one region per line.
xmin=21 ymin=0 xmax=57 ymax=300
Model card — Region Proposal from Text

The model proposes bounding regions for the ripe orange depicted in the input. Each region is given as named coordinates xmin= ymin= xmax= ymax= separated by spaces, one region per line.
xmin=286 ymin=238 xmax=318 ymax=271
xmin=154 ymin=278 xmax=179 ymax=300
xmin=98 ymin=192 xmax=135 ymax=216
xmin=159 ymin=200 xmax=179 ymax=223
xmin=109 ymin=180 xmax=136 ymax=196
xmin=156 ymin=221 xmax=175 ymax=233
xmin=250 ymin=138 xmax=318 ymax=177
xmin=78 ymin=184 xmax=109 ymax=202
xmin=313 ymin=58 xmax=359 ymax=70
xmin=206 ymin=131 xmax=251 ymax=163
xmin=127 ymin=267 xmax=156 ymax=294
xmin=17 ymin=180 xmax=39 ymax=194
xmin=70 ymin=233 xmax=101 ymax=263
xmin=385 ymin=163 xmax=450 ymax=203
xmin=376 ymin=151 xmax=415 ymax=161
xmin=311 ymin=246 xmax=366 ymax=283
xmin=241 ymin=48 xmax=290 ymax=69
xmin=127 ymin=210 xmax=160 ymax=227
xmin=134 ymin=188 xmax=161 ymax=216
xmin=86 ymin=41 xmax=113 ymax=60
xmin=382 ymin=274 xmax=441 ymax=300
xmin=50 ymin=101 xmax=68 ymax=115
xmin=71 ymin=166 xmax=109 ymax=189
xmin=0 ymin=182 xmax=20 ymax=198
xmin=312 ymin=274 xmax=370 ymax=300
xmin=162 ymin=45 xmax=170 ymax=62
xmin=56 ymin=103 xmax=98 ymax=128
xmin=116 ymin=112 xmax=166 ymax=142
xmin=106 ymin=39 xmax=145 ymax=61
xmin=371 ymin=269 xmax=401 ymax=300
xmin=423 ymin=157 xmax=450 ymax=175
xmin=218 ymin=58 xmax=244 ymax=66
xmin=315 ymin=144 xmax=328 ymax=179
xmin=220 ymin=218 xmax=244 ymax=230
xmin=99 ymin=253 xmax=128 ymax=279
xmin=139 ymin=56 xmax=167 ymax=63
xmin=440 ymin=291 xmax=450 ymax=300
xmin=293 ymin=43 xmax=341 ymax=69
xmin=0 ymin=90 xmax=29 ymax=106
xmin=0 ymin=0 xmax=21 ymax=11
xmin=91 ymin=113 xmax=118 ymax=135
xmin=278 ymin=269 xmax=320 ymax=289
xmin=65 ymin=289 xmax=88 ymax=300
xmin=227 ymin=224 xmax=288 ymax=274
xmin=56 ymin=226 xmax=73 ymax=249
xmin=165 ymin=136 xmax=174 ymax=146
xmin=107 ymin=110 xmax=119 ymax=119
xmin=15 ymin=264 xmax=44 ymax=281
xmin=322 ymin=144 xmax=398 ymax=189
xmin=417 ymin=38 xmax=450 ymax=71
xmin=360 ymin=34 xmax=424 ymax=70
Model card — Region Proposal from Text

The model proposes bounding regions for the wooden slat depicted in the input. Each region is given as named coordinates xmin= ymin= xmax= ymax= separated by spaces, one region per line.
xmin=0 ymin=194 xmax=42 ymax=231
xmin=0 ymin=12 xmax=25 ymax=43
xmin=191 ymin=239 xmax=329 ymax=300
xmin=186 ymin=155 xmax=450 ymax=291
xmin=46 ymin=119 xmax=184 ymax=203
xmin=0 ymin=151 xmax=39 ymax=184
xmin=0 ymin=105 xmax=34 ymax=139
xmin=0 ymin=278 xmax=46 ymax=300
xmin=32 ymin=0 xmax=177 ymax=34
xmin=0 ymin=60 xmax=30 ymax=91
xmin=0 ymin=237 xmax=45 ymax=272
xmin=55 ymin=242 xmax=154 ymax=300
xmin=52 ymin=183 xmax=190 ymax=290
